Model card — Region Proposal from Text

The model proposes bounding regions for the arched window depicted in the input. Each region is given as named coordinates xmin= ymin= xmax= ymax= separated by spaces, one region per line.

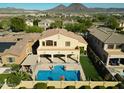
xmin=46 ymin=40 xmax=53 ymax=46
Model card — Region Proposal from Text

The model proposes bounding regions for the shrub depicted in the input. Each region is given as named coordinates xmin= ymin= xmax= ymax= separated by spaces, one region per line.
xmin=93 ymin=86 xmax=106 ymax=89
xmin=47 ymin=86 xmax=55 ymax=89
xmin=106 ymin=86 xmax=118 ymax=89
xmin=115 ymin=83 xmax=124 ymax=89
xmin=79 ymin=85 xmax=91 ymax=89
xmin=33 ymin=83 xmax=47 ymax=89
xmin=64 ymin=86 xmax=76 ymax=89
xmin=19 ymin=87 xmax=27 ymax=89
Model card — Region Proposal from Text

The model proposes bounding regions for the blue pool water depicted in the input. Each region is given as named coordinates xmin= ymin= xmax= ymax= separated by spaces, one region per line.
xmin=36 ymin=65 xmax=80 ymax=81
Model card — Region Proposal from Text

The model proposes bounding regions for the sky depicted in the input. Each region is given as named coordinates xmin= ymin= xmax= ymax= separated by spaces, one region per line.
xmin=0 ymin=3 xmax=124 ymax=10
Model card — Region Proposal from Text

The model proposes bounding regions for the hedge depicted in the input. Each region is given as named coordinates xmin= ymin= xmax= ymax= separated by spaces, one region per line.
xmin=33 ymin=83 xmax=47 ymax=89
xmin=64 ymin=86 xmax=76 ymax=89
xmin=93 ymin=86 xmax=106 ymax=89
xmin=47 ymin=86 xmax=55 ymax=89
xmin=79 ymin=85 xmax=91 ymax=89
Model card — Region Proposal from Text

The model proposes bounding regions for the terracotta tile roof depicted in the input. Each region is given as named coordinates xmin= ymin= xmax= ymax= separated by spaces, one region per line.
xmin=2 ymin=33 xmax=41 ymax=56
xmin=40 ymin=28 xmax=87 ymax=44
xmin=88 ymin=27 xmax=124 ymax=44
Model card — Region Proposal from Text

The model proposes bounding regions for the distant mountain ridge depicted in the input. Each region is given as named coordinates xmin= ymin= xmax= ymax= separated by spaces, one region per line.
xmin=46 ymin=3 xmax=124 ymax=13
xmin=0 ymin=7 xmax=39 ymax=14
xmin=0 ymin=4 xmax=124 ymax=14
xmin=49 ymin=4 xmax=66 ymax=11
xmin=47 ymin=3 xmax=88 ymax=12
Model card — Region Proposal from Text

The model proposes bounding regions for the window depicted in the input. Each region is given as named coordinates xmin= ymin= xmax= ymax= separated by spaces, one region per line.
xmin=7 ymin=57 xmax=15 ymax=63
xmin=46 ymin=40 xmax=53 ymax=46
xmin=116 ymin=44 xmax=121 ymax=49
xmin=65 ymin=41 xmax=70 ymax=46
xmin=108 ymin=44 xmax=114 ymax=49
xmin=42 ymin=41 xmax=45 ymax=46
xmin=54 ymin=41 xmax=57 ymax=46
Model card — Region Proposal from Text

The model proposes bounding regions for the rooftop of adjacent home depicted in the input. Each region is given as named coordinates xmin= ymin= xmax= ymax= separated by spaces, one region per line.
xmin=40 ymin=28 xmax=87 ymax=44
xmin=88 ymin=27 xmax=124 ymax=44
xmin=0 ymin=33 xmax=41 ymax=56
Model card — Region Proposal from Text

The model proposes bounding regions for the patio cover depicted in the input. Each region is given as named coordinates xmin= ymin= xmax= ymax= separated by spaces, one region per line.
xmin=21 ymin=54 xmax=38 ymax=65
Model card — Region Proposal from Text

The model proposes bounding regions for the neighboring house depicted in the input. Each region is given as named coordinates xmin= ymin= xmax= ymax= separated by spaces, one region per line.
xmin=38 ymin=19 xmax=54 ymax=30
xmin=63 ymin=20 xmax=77 ymax=25
xmin=87 ymin=27 xmax=124 ymax=67
xmin=0 ymin=33 xmax=41 ymax=64
xmin=119 ymin=20 xmax=124 ymax=31
xmin=93 ymin=22 xmax=105 ymax=28
xmin=26 ymin=20 xmax=34 ymax=26
xmin=37 ymin=28 xmax=87 ymax=63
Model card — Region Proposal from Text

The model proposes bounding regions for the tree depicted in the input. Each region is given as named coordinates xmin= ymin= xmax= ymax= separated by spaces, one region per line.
xmin=25 ymin=26 xmax=44 ymax=33
xmin=10 ymin=17 xmax=26 ymax=32
xmin=14 ymin=71 xmax=32 ymax=81
xmin=64 ymin=23 xmax=87 ymax=33
xmin=33 ymin=19 xmax=39 ymax=26
xmin=6 ymin=71 xmax=32 ymax=87
xmin=7 ymin=73 xmax=21 ymax=87
xmin=94 ymin=14 xmax=108 ymax=22
xmin=106 ymin=16 xmax=119 ymax=29
xmin=11 ymin=64 xmax=21 ymax=72
xmin=0 ymin=19 xmax=10 ymax=30
xmin=50 ymin=20 xmax=63 ymax=29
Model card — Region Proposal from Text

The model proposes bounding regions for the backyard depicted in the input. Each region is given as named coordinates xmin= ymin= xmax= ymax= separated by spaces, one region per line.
xmin=80 ymin=56 xmax=103 ymax=81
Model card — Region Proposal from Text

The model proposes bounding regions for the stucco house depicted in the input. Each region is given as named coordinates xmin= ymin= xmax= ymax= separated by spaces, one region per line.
xmin=87 ymin=27 xmax=124 ymax=67
xmin=0 ymin=33 xmax=41 ymax=64
xmin=26 ymin=20 xmax=34 ymax=26
xmin=37 ymin=28 xmax=87 ymax=63
xmin=38 ymin=19 xmax=54 ymax=30
xmin=119 ymin=20 xmax=124 ymax=31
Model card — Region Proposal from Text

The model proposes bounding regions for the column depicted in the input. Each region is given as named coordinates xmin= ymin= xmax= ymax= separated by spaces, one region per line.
xmin=106 ymin=57 xmax=110 ymax=66
xmin=38 ymin=55 xmax=41 ymax=63
xmin=65 ymin=54 xmax=67 ymax=63
xmin=51 ymin=54 xmax=54 ymax=62
xmin=118 ymin=58 xmax=120 ymax=65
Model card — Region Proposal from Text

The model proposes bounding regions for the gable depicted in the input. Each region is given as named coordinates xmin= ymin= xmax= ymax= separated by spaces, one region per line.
xmin=40 ymin=33 xmax=78 ymax=42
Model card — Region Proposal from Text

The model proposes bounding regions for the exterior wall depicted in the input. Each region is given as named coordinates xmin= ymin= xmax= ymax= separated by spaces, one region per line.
xmin=38 ymin=34 xmax=87 ymax=50
xmin=1 ymin=54 xmax=18 ymax=64
xmin=87 ymin=34 xmax=106 ymax=63
xmin=119 ymin=22 xmax=124 ymax=31
xmin=1 ymin=81 xmax=119 ymax=89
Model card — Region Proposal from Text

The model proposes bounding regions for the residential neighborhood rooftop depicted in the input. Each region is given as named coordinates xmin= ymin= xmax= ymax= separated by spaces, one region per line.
xmin=88 ymin=27 xmax=124 ymax=44
xmin=41 ymin=28 xmax=87 ymax=44
xmin=1 ymin=33 xmax=41 ymax=56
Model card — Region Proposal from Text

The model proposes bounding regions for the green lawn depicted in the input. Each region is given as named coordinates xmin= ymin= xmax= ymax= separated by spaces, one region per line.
xmin=80 ymin=56 xmax=103 ymax=81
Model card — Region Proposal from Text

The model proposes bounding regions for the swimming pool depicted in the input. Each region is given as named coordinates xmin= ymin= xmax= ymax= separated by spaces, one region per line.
xmin=36 ymin=65 xmax=80 ymax=81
